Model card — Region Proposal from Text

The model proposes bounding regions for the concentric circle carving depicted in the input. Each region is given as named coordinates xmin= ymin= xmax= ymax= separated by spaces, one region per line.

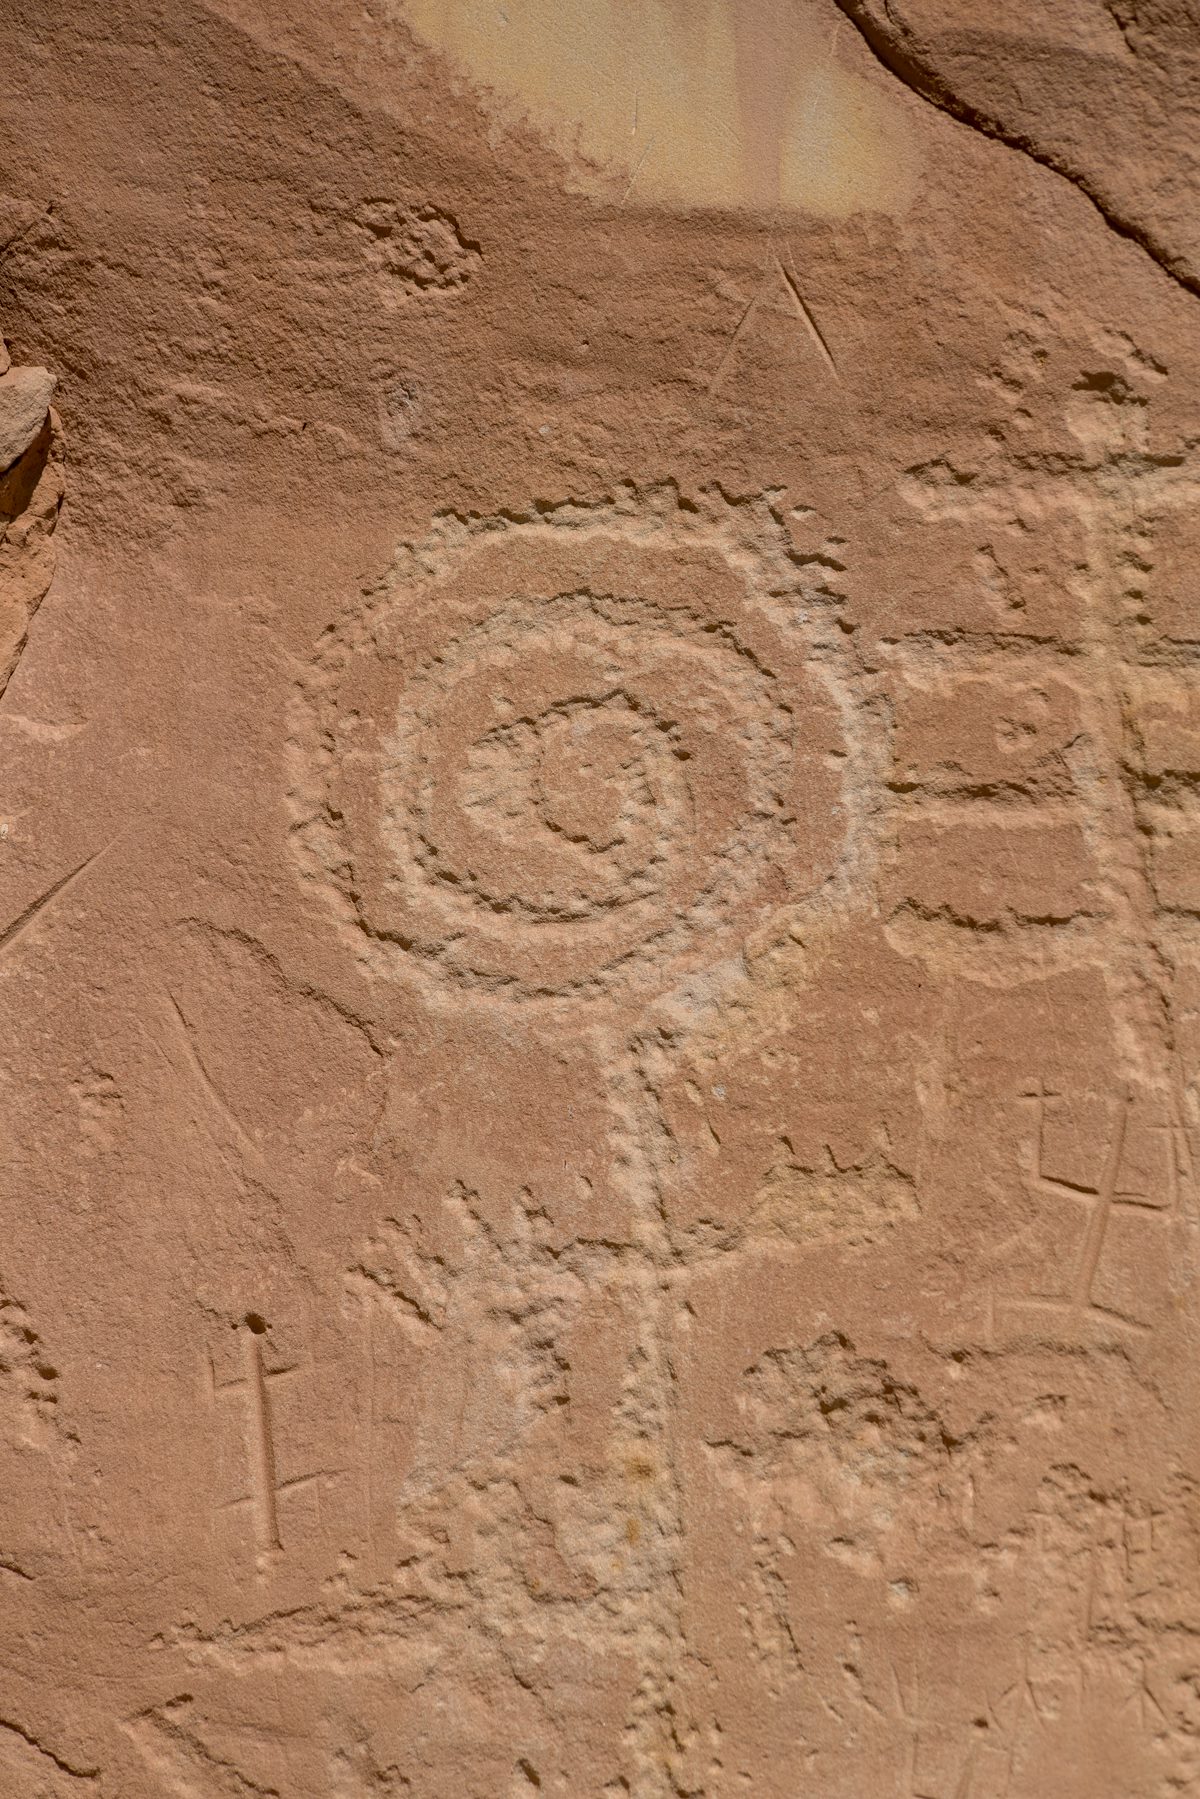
xmin=288 ymin=489 xmax=849 ymax=1005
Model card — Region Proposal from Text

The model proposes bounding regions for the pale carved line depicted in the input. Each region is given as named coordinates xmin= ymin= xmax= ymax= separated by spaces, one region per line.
xmin=210 ymin=1316 xmax=336 ymax=1557
xmin=997 ymin=1085 xmax=1178 ymax=1340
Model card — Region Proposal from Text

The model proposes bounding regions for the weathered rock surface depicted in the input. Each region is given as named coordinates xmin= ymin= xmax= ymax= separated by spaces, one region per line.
xmin=0 ymin=344 xmax=62 ymax=698
xmin=0 ymin=360 xmax=55 ymax=471
xmin=0 ymin=2 xmax=1198 ymax=1794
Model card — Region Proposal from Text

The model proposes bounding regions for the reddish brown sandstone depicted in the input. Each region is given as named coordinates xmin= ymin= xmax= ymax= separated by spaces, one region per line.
xmin=1 ymin=2 xmax=1199 ymax=1793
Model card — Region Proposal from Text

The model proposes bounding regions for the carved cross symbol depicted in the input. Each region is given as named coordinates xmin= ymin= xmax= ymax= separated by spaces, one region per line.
xmin=210 ymin=1313 xmax=335 ymax=1555
xmin=996 ymin=1084 xmax=1180 ymax=1341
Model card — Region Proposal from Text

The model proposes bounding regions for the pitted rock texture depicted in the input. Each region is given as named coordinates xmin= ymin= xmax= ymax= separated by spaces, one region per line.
xmin=1 ymin=2 xmax=1199 ymax=1795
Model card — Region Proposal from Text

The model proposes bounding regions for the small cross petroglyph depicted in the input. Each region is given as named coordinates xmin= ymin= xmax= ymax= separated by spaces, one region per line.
xmin=209 ymin=1313 xmax=334 ymax=1556
xmin=995 ymin=1083 xmax=1183 ymax=1341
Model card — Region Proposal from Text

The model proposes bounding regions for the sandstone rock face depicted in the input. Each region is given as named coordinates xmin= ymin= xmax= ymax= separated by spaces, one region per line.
xmin=0 ymin=348 xmax=61 ymax=699
xmin=0 ymin=3 xmax=1198 ymax=1795
xmin=0 ymin=362 xmax=56 ymax=472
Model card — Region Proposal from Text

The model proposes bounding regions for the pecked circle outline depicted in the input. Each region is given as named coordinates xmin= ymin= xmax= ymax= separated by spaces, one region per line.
xmin=382 ymin=586 xmax=793 ymax=941
xmin=286 ymin=489 xmax=854 ymax=1009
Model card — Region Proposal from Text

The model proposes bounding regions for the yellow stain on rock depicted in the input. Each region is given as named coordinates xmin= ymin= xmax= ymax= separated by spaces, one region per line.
xmin=398 ymin=0 xmax=920 ymax=215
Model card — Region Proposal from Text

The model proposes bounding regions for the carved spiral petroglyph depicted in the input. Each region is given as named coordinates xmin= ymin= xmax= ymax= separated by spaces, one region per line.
xmin=288 ymin=487 xmax=850 ymax=1004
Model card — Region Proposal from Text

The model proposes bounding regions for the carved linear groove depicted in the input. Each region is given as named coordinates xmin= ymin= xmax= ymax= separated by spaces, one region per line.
xmin=0 ymin=844 xmax=111 ymax=962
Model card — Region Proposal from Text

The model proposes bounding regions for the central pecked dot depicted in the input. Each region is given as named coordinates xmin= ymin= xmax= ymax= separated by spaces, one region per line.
xmin=533 ymin=696 xmax=661 ymax=856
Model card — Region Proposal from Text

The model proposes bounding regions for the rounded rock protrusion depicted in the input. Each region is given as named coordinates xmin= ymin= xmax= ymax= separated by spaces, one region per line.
xmin=0 ymin=363 xmax=56 ymax=474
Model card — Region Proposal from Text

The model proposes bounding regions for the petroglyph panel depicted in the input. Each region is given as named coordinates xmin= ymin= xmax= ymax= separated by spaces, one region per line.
xmin=7 ymin=2 xmax=1200 ymax=1794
